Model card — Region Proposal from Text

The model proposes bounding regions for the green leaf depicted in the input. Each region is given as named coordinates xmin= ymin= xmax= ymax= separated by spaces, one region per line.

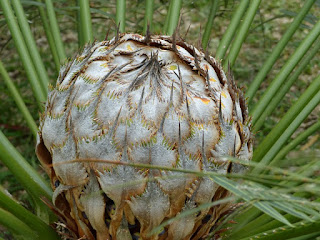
xmin=212 ymin=176 xmax=292 ymax=226
xmin=0 ymin=130 xmax=53 ymax=220
xmin=165 ymin=0 xmax=182 ymax=35
xmin=252 ymin=74 xmax=320 ymax=167
xmin=0 ymin=0 xmax=46 ymax=108
xmin=0 ymin=208 xmax=38 ymax=240
xmin=215 ymin=0 xmax=249 ymax=60
xmin=273 ymin=119 xmax=320 ymax=164
xmin=0 ymin=186 xmax=60 ymax=240
xmin=250 ymin=18 xmax=320 ymax=126
xmin=11 ymin=0 xmax=50 ymax=95
xmin=268 ymin=202 xmax=313 ymax=222
xmin=44 ymin=0 xmax=67 ymax=61
xmin=245 ymin=0 xmax=316 ymax=104
xmin=224 ymin=159 xmax=320 ymax=239
xmin=116 ymin=0 xmax=126 ymax=32
xmin=253 ymin=86 xmax=320 ymax=171
xmin=223 ymin=0 xmax=262 ymax=69
xmin=79 ymin=0 xmax=93 ymax=45
xmin=143 ymin=0 xmax=154 ymax=34
xmin=163 ymin=0 xmax=173 ymax=33
xmin=36 ymin=0 xmax=60 ymax=72
xmin=253 ymin=38 xmax=320 ymax=131
xmin=239 ymin=220 xmax=320 ymax=240
xmin=202 ymin=0 xmax=219 ymax=50
xmin=0 ymin=60 xmax=38 ymax=138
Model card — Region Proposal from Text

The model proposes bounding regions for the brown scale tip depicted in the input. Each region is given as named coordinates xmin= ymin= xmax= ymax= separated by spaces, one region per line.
xmin=104 ymin=28 xmax=111 ymax=41
xmin=144 ymin=24 xmax=151 ymax=44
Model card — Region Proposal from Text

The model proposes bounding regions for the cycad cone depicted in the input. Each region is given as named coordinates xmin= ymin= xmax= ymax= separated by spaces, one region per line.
xmin=36 ymin=33 xmax=253 ymax=240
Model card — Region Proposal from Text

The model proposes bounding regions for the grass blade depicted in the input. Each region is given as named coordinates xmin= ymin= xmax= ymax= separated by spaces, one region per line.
xmin=166 ymin=0 xmax=182 ymax=35
xmin=11 ymin=0 xmax=49 ymax=95
xmin=223 ymin=0 xmax=262 ymax=69
xmin=0 ymin=0 xmax=46 ymax=107
xmin=245 ymin=0 xmax=316 ymax=104
xmin=253 ymin=38 xmax=320 ymax=131
xmin=79 ymin=0 xmax=93 ymax=45
xmin=202 ymin=0 xmax=219 ymax=50
xmin=44 ymin=0 xmax=67 ymax=61
xmin=143 ymin=0 xmax=154 ymax=34
xmin=250 ymin=19 xmax=320 ymax=126
xmin=215 ymin=0 xmax=249 ymax=60
xmin=0 ymin=60 xmax=38 ymax=138
xmin=116 ymin=0 xmax=126 ymax=32
xmin=0 ymin=187 xmax=60 ymax=240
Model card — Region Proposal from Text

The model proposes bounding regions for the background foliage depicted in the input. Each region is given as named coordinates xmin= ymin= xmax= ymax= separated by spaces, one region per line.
xmin=0 ymin=0 xmax=319 ymax=239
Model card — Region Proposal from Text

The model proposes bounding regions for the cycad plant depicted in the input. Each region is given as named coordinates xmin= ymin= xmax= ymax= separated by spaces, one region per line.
xmin=0 ymin=0 xmax=320 ymax=240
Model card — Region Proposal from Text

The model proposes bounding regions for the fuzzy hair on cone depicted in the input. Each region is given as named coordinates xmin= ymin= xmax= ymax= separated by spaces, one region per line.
xmin=36 ymin=33 xmax=253 ymax=240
